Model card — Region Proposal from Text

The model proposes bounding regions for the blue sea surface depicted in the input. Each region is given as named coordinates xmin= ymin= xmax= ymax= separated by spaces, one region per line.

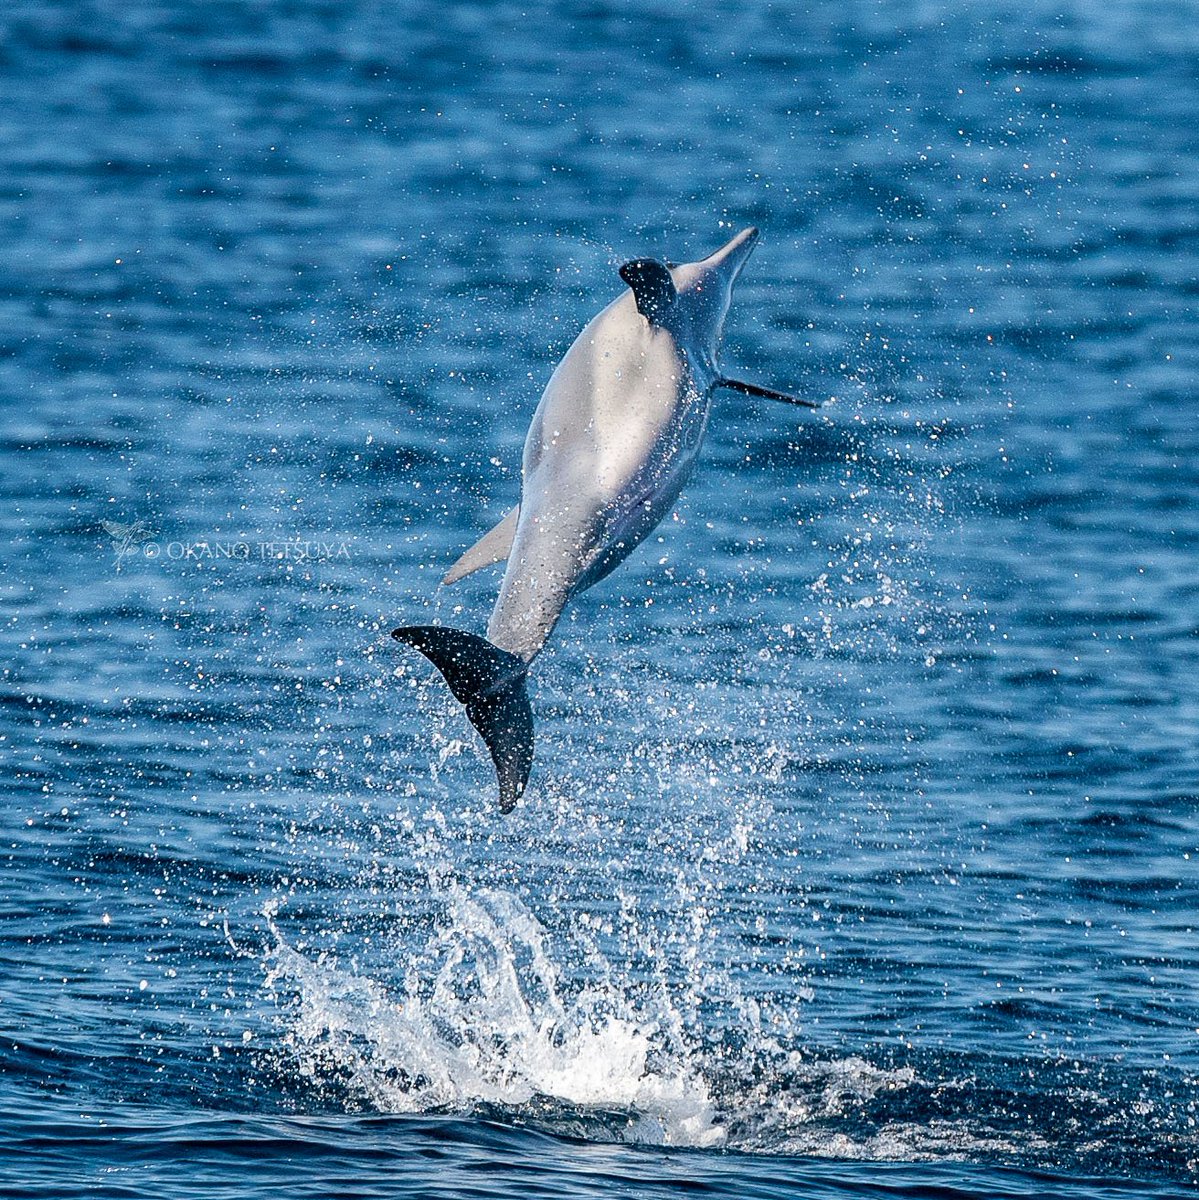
xmin=2 ymin=1 xmax=1197 ymax=1195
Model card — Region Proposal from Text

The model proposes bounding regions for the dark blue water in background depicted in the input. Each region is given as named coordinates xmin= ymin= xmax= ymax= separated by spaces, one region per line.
xmin=2 ymin=1 xmax=1196 ymax=1195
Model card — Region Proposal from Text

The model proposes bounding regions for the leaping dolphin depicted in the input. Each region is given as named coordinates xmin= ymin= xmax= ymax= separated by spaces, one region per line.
xmin=393 ymin=226 xmax=820 ymax=811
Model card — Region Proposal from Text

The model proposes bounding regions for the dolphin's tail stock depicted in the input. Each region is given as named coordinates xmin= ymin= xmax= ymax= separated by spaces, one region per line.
xmin=391 ymin=625 xmax=533 ymax=812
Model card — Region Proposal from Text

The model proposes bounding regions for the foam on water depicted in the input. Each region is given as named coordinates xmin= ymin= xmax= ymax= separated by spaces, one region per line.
xmin=260 ymin=887 xmax=1041 ymax=1165
xmin=264 ymin=881 xmax=724 ymax=1147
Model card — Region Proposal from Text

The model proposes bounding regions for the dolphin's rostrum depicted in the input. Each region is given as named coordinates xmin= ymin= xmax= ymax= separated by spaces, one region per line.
xmin=393 ymin=226 xmax=820 ymax=811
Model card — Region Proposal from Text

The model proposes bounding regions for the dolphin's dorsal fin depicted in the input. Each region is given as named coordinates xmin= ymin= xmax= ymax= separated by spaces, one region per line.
xmin=443 ymin=505 xmax=519 ymax=586
xmin=619 ymin=258 xmax=677 ymax=325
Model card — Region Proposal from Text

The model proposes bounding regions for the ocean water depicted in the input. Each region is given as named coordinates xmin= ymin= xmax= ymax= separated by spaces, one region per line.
xmin=2 ymin=0 xmax=1196 ymax=1195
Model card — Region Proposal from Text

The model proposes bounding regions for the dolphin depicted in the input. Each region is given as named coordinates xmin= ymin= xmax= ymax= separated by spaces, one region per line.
xmin=393 ymin=226 xmax=819 ymax=811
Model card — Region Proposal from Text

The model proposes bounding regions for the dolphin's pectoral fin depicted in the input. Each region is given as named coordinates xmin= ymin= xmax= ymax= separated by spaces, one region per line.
xmin=391 ymin=625 xmax=533 ymax=813
xmin=442 ymin=506 xmax=520 ymax=586
xmin=718 ymin=377 xmax=822 ymax=410
xmin=619 ymin=258 xmax=677 ymax=325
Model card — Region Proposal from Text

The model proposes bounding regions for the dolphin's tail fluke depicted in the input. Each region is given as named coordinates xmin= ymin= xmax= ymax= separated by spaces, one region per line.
xmin=391 ymin=624 xmax=533 ymax=813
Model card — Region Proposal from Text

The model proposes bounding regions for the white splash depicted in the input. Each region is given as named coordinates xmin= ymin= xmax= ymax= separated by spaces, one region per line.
xmin=264 ymin=885 xmax=723 ymax=1148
